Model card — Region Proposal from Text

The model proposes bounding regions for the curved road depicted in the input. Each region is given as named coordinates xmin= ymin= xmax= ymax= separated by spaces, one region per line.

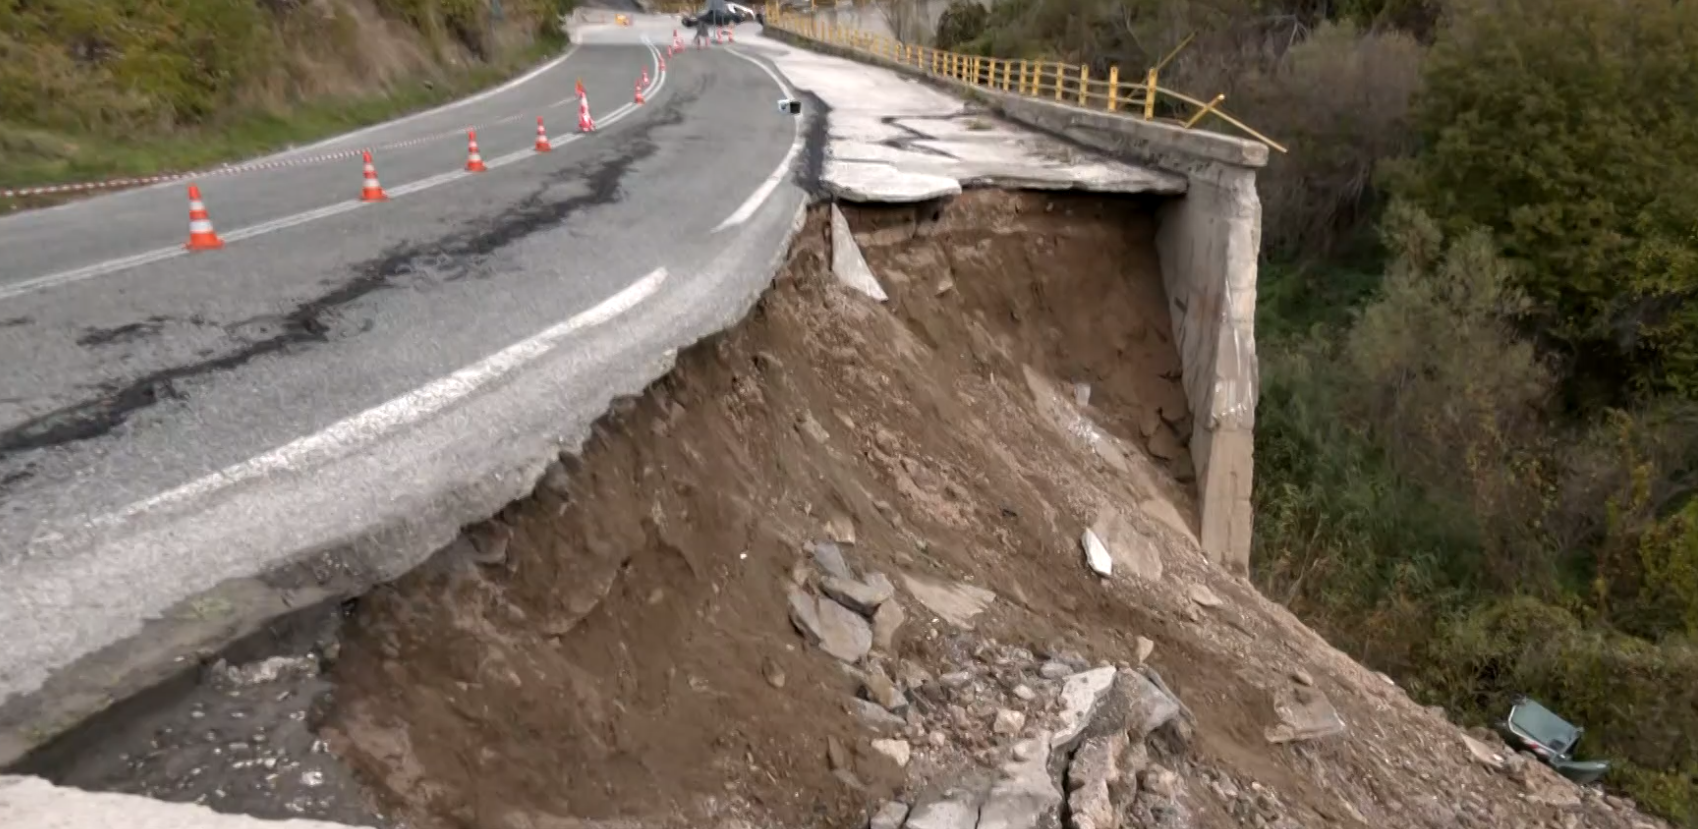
xmin=0 ymin=23 xmax=811 ymax=763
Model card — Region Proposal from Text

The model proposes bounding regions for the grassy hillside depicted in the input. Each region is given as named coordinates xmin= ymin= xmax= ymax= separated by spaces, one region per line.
xmin=0 ymin=0 xmax=572 ymax=194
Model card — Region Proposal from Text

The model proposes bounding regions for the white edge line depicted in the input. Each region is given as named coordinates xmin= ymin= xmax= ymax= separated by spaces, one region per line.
xmin=94 ymin=266 xmax=671 ymax=526
xmin=0 ymin=42 xmax=671 ymax=305
xmin=282 ymin=45 xmax=582 ymax=159
xmin=714 ymin=46 xmax=803 ymax=233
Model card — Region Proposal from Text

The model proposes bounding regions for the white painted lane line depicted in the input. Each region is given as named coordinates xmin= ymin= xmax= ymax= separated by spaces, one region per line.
xmin=715 ymin=46 xmax=803 ymax=233
xmin=281 ymin=45 xmax=582 ymax=159
xmin=0 ymin=43 xmax=671 ymax=305
xmin=90 ymin=266 xmax=671 ymax=527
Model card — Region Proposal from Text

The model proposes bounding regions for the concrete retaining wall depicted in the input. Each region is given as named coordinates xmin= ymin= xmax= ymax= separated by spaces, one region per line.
xmin=764 ymin=25 xmax=1265 ymax=573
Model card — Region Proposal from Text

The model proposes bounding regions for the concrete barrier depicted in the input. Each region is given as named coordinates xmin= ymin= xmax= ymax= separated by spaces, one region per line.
xmin=762 ymin=25 xmax=1265 ymax=573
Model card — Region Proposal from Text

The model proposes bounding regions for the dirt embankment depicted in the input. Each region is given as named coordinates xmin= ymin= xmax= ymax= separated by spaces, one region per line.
xmin=315 ymin=191 xmax=1666 ymax=829
xmin=12 ymin=191 xmax=1671 ymax=829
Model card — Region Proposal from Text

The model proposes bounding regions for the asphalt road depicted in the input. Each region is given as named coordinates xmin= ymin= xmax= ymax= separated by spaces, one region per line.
xmin=0 ymin=23 xmax=812 ymax=764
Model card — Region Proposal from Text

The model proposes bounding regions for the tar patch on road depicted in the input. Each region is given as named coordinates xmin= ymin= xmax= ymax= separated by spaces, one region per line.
xmin=0 ymin=86 xmax=699 ymax=464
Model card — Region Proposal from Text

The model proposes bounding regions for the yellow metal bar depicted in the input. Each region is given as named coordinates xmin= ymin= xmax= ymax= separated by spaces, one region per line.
xmin=1183 ymin=93 xmax=1226 ymax=128
xmin=1001 ymin=59 xmax=1011 ymax=91
xmin=1107 ymin=66 xmax=1119 ymax=111
xmin=1053 ymin=62 xmax=1063 ymax=100
xmin=1143 ymin=67 xmax=1157 ymax=119
xmin=1019 ymin=60 xmax=1028 ymax=95
xmin=972 ymin=56 xmax=983 ymax=85
xmin=1078 ymin=65 xmax=1089 ymax=106
xmin=1153 ymin=33 xmax=1194 ymax=73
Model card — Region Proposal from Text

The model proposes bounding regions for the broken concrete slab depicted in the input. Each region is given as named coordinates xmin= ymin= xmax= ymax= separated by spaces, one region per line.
xmin=825 ymin=160 xmax=963 ymax=203
xmin=830 ymin=203 xmax=890 ymax=301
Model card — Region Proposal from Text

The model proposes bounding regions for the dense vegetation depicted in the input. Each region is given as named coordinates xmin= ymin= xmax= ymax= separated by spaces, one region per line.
xmin=936 ymin=0 xmax=1698 ymax=820
xmin=0 ymin=0 xmax=572 ymax=193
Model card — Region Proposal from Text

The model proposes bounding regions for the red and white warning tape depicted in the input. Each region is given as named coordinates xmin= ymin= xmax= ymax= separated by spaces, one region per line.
xmin=1 ymin=121 xmax=493 ymax=200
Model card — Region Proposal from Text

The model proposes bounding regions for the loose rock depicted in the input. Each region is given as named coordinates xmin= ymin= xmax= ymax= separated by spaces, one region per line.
xmin=993 ymin=708 xmax=1027 ymax=736
xmin=902 ymin=574 xmax=996 ymax=630
xmin=978 ymin=733 xmax=1063 ymax=829
xmin=1067 ymin=732 xmax=1127 ymax=829
xmin=811 ymin=541 xmax=854 ymax=581
xmin=871 ymin=738 xmax=912 ymax=768
xmin=870 ymin=801 xmax=910 ymax=829
xmin=793 ymin=590 xmax=875 ymax=664
xmin=872 ymin=601 xmax=906 ymax=652
xmin=906 ymin=791 xmax=982 ymax=829
xmin=824 ymin=573 xmax=897 ymax=616
xmin=863 ymin=665 xmax=908 ymax=712
xmin=1052 ymin=667 xmax=1117 ymax=749
xmin=1188 ymin=584 xmax=1223 ymax=608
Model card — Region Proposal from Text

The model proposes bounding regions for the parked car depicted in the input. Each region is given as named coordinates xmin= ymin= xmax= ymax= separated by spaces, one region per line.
xmin=1495 ymin=697 xmax=1611 ymax=785
xmin=681 ymin=2 xmax=761 ymax=27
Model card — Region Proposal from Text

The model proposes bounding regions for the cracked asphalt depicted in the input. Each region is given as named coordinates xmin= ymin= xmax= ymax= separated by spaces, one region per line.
xmin=0 ymin=27 xmax=812 ymax=764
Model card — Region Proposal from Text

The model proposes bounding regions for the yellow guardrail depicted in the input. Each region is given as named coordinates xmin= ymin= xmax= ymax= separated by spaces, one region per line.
xmin=765 ymin=9 xmax=1286 ymax=153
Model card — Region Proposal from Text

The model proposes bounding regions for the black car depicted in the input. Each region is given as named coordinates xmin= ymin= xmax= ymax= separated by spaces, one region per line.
xmin=681 ymin=4 xmax=760 ymax=27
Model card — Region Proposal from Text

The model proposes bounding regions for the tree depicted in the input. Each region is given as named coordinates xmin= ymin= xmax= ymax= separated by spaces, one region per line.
xmin=1385 ymin=0 xmax=1698 ymax=401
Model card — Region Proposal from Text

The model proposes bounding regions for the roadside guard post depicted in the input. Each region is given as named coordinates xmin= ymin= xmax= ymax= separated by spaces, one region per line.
xmin=777 ymin=98 xmax=802 ymax=115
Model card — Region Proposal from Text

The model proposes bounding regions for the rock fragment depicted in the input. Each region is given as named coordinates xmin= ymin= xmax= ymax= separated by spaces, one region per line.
xmin=1188 ymin=584 xmax=1223 ymax=608
xmin=1263 ymin=684 xmax=1346 ymax=744
xmin=902 ymin=574 xmax=996 ymax=629
xmin=872 ymin=601 xmax=906 ymax=651
xmin=790 ymin=585 xmax=874 ymax=663
xmin=871 ymin=738 xmax=912 ymax=768
xmin=978 ymin=733 xmax=1063 ymax=829
xmin=905 ymin=791 xmax=982 ymax=829
xmin=1066 ymin=732 xmax=1127 ymax=829
xmin=811 ymin=541 xmax=854 ymax=581
xmin=824 ymin=572 xmax=896 ymax=616
xmin=1052 ymin=667 xmax=1117 ymax=749
xmin=870 ymin=801 xmax=910 ymax=829
xmin=992 ymin=708 xmax=1027 ymax=736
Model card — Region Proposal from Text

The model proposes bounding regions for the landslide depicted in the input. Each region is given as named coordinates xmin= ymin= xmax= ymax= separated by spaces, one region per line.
xmin=0 ymin=0 xmax=569 ymax=198
xmin=319 ymin=191 xmax=1672 ymax=829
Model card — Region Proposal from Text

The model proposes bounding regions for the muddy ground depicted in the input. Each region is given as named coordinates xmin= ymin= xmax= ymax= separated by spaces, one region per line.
xmin=8 ymin=190 xmax=1673 ymax=829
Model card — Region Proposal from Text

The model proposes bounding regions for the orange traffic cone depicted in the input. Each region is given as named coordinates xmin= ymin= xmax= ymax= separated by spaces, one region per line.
xmin=659 ymin=55 xmax=667 ymax=72
xmin=184 ymin=184 xmax=224 ymax=251
xmin=641 ymin=67 xmax=651 ymax=87
xmin=578 ymin=96 xmax=596 ymax=132
xmin=713 ymin=27 xmax=722 ymax=44
xmin=634 ymin=76 xmax=645 ymax=105
xmin=465 ymin=129 xmax=487 ymax=172
xmin=725 ymin=26 xmax=735 ymax=43
xmin=534 ymin=116 xmax=552 ymax=153
xmin=359 ymin=151 xmax=388 ymax=202
xmin=672 ymin=30 xmax=684 ymax=54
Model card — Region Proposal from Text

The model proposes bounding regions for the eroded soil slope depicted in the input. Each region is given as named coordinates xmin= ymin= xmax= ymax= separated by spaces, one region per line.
xmin=324 ymin=192 xmax=1670 ymax=829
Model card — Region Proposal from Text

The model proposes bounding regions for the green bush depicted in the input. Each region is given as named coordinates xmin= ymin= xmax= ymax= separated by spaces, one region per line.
xmin=1385 ymin=0 xmax=1698 ymax=400
xmin=1419 ymin=596 xmax=1698 ymax=823
xmin=933 ymin=0 xmax=987 ymax=51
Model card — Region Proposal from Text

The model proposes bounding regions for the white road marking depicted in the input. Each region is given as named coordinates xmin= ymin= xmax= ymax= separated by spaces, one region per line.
xmin=0 ymin=42 xmax=669 ymax=305
xmin=281 ymin=46 xmax=581 ymax=159
xmin=714 ymin=45 xmax=804 ymax=232
xmin=90 ymin=266 xmax=671 ymax=527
